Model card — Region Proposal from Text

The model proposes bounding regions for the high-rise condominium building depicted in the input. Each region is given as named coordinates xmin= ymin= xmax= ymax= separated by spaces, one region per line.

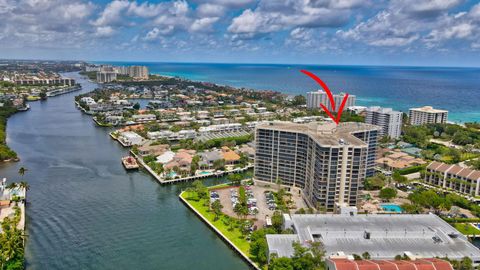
xmin=96 ymin=66 xmax=117 ymax=83
xmin=127 ymin=66 xmax=149 ymax=79
xmin=306 ymin=90 xmax=356 ymax=111
xmin=254 ymin=121 xmax=380 ymax=211
xmin=409 ymin=106 xmax=448 ymax=126
xmin=365 ymin=106 xmax=403 ymax=139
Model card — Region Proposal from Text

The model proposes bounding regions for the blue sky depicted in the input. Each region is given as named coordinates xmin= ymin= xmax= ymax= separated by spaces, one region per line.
xmin=0 ymin=0 xmax=479 ymax=67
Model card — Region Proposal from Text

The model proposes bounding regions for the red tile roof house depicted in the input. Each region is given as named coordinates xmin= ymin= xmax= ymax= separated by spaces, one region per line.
xmin=327 ymin=258 xmax=453 ymax=270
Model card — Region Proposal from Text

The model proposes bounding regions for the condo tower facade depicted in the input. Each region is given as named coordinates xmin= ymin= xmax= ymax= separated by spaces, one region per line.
xmin=254 ymin=121 xmax=380 ymax=211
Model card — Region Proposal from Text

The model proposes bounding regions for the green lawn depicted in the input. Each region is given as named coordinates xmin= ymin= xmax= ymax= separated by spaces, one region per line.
xmin=453 ymin=223 xmax=480 ymax=235
xmin=181 ymin=191 xmax=251 ymax=255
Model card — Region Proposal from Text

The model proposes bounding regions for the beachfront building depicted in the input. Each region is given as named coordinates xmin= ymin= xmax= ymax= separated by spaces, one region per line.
xmin=266 ymin=213 xmax=480 ymax=264
xmin=127 ymin=66 xmax=149 ymax=79
xmin=365 ymin=106 xmax=402 ymax=139
xmin=425 ymin=161 xmax=480 ymax=196
xmin=254 ymin=121 xmax=380 ymax=211
xmin=306 ymin=90 xmax=356 ymax=111
xmin=96 ymin=66 xmax=117 ymax=83
xmin=409 ymin=106 xmax=448 ymax=126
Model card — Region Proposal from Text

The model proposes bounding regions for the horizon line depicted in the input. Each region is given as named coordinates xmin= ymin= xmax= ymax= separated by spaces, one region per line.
xmin=1 ymin=57 xmax=479 ymax=69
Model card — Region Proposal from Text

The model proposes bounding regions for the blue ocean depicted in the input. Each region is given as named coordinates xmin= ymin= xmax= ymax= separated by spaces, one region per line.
xmin=95 ymin=62 xmax=480 ymax=123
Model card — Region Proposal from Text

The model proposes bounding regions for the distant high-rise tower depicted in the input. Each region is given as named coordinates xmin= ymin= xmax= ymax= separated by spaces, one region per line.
xmin=254 ymin=121 xmax=380 ymax=211
xmin=365 ymin=106 xmax=403 ymax=139
xmin=409 ymin=106 xmax=448 ymax=125
xmin=127 ymin=66 xmax=149 ymax=79
xmin=306 ymin=90 xmax=356 ymax=111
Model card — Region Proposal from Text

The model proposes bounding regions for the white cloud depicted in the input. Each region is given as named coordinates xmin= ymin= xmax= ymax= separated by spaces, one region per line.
xmin=190 ymin=17 xmax=220 ymax=32
xmin=227 ymin=0 xmax=364 ymax=38
xmin=92 ymin=0 xmax=130 ymax=27
xmin=197 ymin=3 xmax=226 ymax=17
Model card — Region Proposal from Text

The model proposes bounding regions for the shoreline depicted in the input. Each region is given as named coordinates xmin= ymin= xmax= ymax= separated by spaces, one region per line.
xmin=179 ymin=191 xmax=260 ymax=270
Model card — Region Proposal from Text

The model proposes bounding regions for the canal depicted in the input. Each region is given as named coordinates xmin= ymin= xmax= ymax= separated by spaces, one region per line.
xmin=0 ymin=72 xmax=247 ymax=270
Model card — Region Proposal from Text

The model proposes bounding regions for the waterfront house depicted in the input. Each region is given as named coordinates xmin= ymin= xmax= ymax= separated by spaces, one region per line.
xmin=118 ymin=131 xmax=144 ymax=146
xmin=221 ymin=147 xmax=240 ymax=165
xmin=137 ymin=144 xmax=169 ymax=157
xmin=237 ymin=144 xmax=255 ymax=162
xmin=199 ymin=150 xmax=223 ymax=168
xmin=164 ymin=149 xmax=196 ymax=172
xmin=105 ymin=115 xmax=124 ymax=126
xmin=156 ymin=151 xmax=175 ymax=164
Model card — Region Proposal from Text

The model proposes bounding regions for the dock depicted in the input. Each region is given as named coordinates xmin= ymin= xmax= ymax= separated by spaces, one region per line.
xmin=122 ymin=156 xmax=139 ymax=170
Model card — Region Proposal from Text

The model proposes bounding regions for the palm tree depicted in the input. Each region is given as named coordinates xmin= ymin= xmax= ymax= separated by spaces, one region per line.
xmin=5 ymin=182 xmax=17 ymax=191
xmin=18 ymin=182 xmax=29 ymax=191
xmin=18 ymin=181 xmax=30 ymax=203
xmin=18 ymin=167 xmax=28 ymax=179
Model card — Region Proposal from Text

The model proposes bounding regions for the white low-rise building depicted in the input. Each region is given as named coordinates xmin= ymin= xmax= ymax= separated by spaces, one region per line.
xmin=198 ymin=123 xmax=243 ymax=134
xmin=132 ymin=114 xmax=156 ymax=123
xmin=147 ymin=129 xmax=196 ymax=140
xmin=118 ymin=131 xmax=144 ymax=146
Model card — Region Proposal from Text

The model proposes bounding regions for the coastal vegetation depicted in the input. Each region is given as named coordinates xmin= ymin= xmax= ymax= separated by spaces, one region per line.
xmin=181 ymin=182 xmax=251 ymax=255
xmin=402 ymin=188 xmax=480 ymax=217
xmin=0 ymin=105 xmax=18 ymax=161
xmin=0 ymin=206 xmax=25 ymax=270
xmin=402 ymin=123 xmax=480 ymax=163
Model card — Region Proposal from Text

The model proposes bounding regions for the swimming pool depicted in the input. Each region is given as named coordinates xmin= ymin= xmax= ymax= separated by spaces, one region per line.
xmin=199 ymin=171 xmax=211 ymax=175
xmin=380 ymin=204 xmax=403 ymax=213
xmin=168 ymin=171 xmax=178 ymax=178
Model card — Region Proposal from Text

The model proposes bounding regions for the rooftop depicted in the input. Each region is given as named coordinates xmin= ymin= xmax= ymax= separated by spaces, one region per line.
xmin=256 ymin=121 xmax=380 ymax=147
xmin=267 ymin=213 xmax=480 ymax=261
xmin=410 ymin=106 xmax=448 ymax=113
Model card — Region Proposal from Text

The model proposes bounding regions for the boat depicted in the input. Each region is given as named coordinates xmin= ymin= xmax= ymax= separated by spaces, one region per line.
xmin=121 ymin=156 xmax=139 ymax=170
xmin=17 ymin=104 xmax=30 ymax=111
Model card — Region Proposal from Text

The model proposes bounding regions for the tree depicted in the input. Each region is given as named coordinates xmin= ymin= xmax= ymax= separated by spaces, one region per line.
xmin=291 ymin=95 xmax=306 ymax=106
xmin=361 ymin=252 xmax=371 ymax=259
xmin=211 ymin=200 xmax=223 ymax=221
xmin=364 ymin=174 xmax=386 ymax=190
xmin=272 ymin=211 xmax=284 ymax=233
xmin=18 ymin=167 xmax=27 ymax=180
xmin=228 ymin=173 xmax=242 ymax=186
xmin=250 ymin=228 xmax=276 ymax=265
xmin=192 ymin=180 xmax=207 ymax=200
xmin=132 ymin=102 xmax=140 ymax=110
xmin=213 ymin=159 xmax=225 ymax=170
xmin=270 ymin=257 xmax=294 ymax=270
xmin=5 ymin=183 xmax=17 ymax=191
xmin=379 ymin=187 xmax=397 ymax=201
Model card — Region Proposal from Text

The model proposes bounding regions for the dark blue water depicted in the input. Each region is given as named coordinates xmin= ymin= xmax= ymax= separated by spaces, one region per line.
xmin=96 ymin=62 xmax=480 ymax=123
xmin=0 ymin=73 xmax=247 ymax=270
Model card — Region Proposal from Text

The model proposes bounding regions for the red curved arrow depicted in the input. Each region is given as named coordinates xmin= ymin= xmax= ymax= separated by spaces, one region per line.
xmin=301 ymin=70 xmax=349 ymax=125
xmin=300 ymin=69 xmax=336 ymax=111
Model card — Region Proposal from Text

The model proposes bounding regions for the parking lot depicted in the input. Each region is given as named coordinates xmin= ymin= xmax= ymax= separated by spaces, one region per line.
xmin=210 ymin=181 xmax=307 ymax=228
